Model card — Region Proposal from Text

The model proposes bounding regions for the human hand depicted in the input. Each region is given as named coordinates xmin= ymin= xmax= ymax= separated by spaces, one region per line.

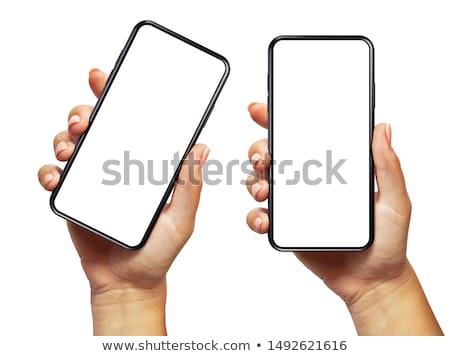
xmin=246 ymin=102 xmax=442 ymax=335
xmin=38 ymin=69 xmax=209 ymax=335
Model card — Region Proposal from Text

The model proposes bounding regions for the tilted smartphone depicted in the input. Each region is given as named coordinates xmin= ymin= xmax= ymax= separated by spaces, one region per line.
xmin=50 ymin=20 xmax=229 ymax=249
xmin=268 ymin=36 xmax=374 ymax=251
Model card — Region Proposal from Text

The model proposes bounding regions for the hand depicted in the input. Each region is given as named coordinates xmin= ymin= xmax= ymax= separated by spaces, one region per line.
xmin=38 ymin=69 xmax=209 ymax=335
xmin=246 ymin=102 xmax=442 ymax=335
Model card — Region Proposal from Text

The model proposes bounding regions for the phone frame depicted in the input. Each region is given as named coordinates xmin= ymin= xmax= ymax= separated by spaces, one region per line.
xmin=50 ymin=20 xmax=230 ymax=250
xmin=268 ymin=35 xmax=375 ymax=251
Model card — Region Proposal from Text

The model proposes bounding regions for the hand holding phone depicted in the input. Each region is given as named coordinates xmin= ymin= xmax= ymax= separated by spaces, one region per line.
xmin=38 ymin=20 xmax=229 ymax=334
xmin=50 ymin=21 xmax=229 ymax=249
xmin=246 ymin=102 xmax=424 ymax=334
xmin=38 ymin=68 xmax=212 ymax=335
xmin=245 ymin=36 xmax=422 ymax=333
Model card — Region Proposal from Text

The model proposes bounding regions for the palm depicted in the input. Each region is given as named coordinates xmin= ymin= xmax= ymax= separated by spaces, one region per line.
xmin=67 ymin=205 xmax=191 ymax=293
xmin=296 ymin=191 xmax=410 ymax=303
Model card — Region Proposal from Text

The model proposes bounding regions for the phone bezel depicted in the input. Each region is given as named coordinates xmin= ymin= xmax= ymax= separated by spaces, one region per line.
xmin=50 ymin=20 xmax=230 ymax=249
xmin=267 ymin=35 xmax=375 ymax=251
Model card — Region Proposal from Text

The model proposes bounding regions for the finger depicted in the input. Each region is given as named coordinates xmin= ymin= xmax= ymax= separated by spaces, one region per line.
xmin=53 ymin=131 xmax=75 ymax=161
xmin=246 ymin=174 xmax=269 ymax=202
xmin=67 ymin=105 xmax=92 ymax=142
xmin=248 ymin=138 xmax=270 ymax=175
xmin=246 ymin=208 xmax=270 ymax=234
xmin=168 ymin=144 xmax=209 ymax=226
xmin=372 ymin=123 xmax=411 ymax=212
xmin=88 ymin=68 xmax=108 ymax=98
xmin=38 ymin=165 xmax=62 ymax=191
xmin=248 ymin=102 xmax=268 ymax=129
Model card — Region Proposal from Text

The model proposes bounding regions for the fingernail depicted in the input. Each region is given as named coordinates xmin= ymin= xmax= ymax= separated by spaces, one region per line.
xmin=251 ymin=153 xmax=261 ymax=165
xmin=56 ymin=141 xmax=68 ymax=155
xmin=385 ymin=123 xmax=392 ymax=145
xmin=252 ymin=182 xmax=262 ymax=197
xmin=254 ymin=217 xmax=263 ymax=231
xmin=43 ymin=174 xmax=54 ymax=186
xmin=200 ymin=146 xmax=210 ymax=167
xmin=89 ymin=68 xmax=100 ymax=75
xmin=248 ymin=102 xmax=258 ymax=112
xmin=69 ymin=115 xmax=81 ymax=126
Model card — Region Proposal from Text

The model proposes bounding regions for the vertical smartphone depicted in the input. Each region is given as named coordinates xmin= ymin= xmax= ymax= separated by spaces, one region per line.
xmin=268 ymin=36 xmax=374 ymax=251
xmin=50 ymin=20 xmax=230 ymax=249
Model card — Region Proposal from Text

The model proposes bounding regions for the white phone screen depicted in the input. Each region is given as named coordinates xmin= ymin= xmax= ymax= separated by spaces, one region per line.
xmin=269 ymin=36 xmax=374 ymax=250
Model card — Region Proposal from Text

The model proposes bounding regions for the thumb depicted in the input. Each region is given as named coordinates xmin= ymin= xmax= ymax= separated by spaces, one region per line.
xmin=372 ymin=123 xmax=410 ymax=211
xmin=168 ymin=144 xmax=209 ymax=224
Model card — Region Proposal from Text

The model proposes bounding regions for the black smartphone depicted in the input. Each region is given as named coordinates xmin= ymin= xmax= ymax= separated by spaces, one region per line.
xmin=50 ymin=20 xmax=230 ymax=249
xmin=268 ymin=36 xmax=374 ymax=251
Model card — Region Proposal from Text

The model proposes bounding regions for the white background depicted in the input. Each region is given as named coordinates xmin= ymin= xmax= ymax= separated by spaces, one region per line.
xmin=0 ymin=0 xmax=449 ymax=353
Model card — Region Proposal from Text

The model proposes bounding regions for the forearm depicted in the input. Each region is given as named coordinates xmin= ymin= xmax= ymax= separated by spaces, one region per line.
xmin=348 ymin=261 xmax=443 ymax=336
xmin=91 ymin=282 xmax=167 ymax=336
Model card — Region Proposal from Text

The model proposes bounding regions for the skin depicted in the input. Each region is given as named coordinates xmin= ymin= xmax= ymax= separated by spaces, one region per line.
xmin=246 ymin=102 xmax=443 ymax=336
xmin=38 ymin=69 xmax=209 ymax=335
xmin=38 ymin=69 xmax=443 ymax=336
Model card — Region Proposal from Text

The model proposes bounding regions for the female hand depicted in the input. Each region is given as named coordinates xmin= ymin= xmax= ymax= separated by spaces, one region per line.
xmin=38 ymin=69 xmax=209 ymax=335
xmin=246 ymin=102 xmax=442 ymax=335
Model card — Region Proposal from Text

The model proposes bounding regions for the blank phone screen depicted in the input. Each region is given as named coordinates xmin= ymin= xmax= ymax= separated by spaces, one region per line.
xmin=269 ymin=37 xmax=374 ymax=250
xmin=51 ymin=21 xmax=229 ymax=249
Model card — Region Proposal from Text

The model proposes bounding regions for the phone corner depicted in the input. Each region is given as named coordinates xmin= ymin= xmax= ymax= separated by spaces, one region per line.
xmin=268 ymin=35 xmax=287 ymax=53
xmin=127 ymin=237 xmax=148 ymax=250
xmin=49 ymin=191 xmax=61 ymax=217
xmin=121 ymin=230 xmax=153 ymax=250
xmin=134 ymin=19 xmax=156 ymax=29
xmin=268 ymin=233 xmax=288 ymax=252
xmin=356 ymin=234 xmax=375 ymax=251
xmin=218 ymin=55 xmax=231 ymax=78
xmin=356 ymin=35 xmax=375 ymax=52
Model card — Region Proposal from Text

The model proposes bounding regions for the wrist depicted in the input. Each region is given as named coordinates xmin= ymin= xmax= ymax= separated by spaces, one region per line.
xmin=348 ymin=261 xmax=442 ymax=335
xmin=91 ymin=280 xmax=167 ymax=336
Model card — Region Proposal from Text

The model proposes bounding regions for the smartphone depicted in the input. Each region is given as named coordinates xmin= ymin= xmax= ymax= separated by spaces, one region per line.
xmin=50 ymin=20 xmax=230 ymax=249
xmin=268 ymin=36 xmax=374 ymax=251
